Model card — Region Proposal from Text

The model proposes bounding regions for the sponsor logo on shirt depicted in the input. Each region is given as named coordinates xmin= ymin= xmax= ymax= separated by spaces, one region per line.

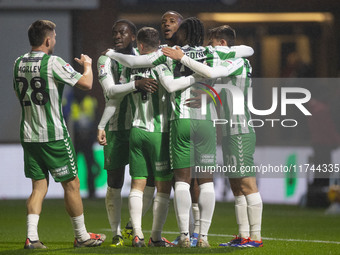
xmin=63 ymin=63 xmax=75 ymax=74
xmin=99 ymin=65 xmax=107 ymax=77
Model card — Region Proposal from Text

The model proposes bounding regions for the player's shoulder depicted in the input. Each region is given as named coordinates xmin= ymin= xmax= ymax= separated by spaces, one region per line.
xmin=97 ymin=55 xmax=110 ymax=65
xmin=49 ymin=55 xmax=66 ymax=66
xmin=14 ymin=54 xmax=25 ymax=65
xmin=153 ymin=63 xmax=170 ymax=73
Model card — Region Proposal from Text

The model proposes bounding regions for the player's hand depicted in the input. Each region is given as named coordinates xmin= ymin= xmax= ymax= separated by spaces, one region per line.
xmin=101 ymin=48 xmax=113 ymax=55
xmin=185 ymin=96 xmax=202 ymax=108
xmin=135 ymin=78 xmax=158 ymax=93
xmin=97 ymin=129 xmax=107 ymax=146
xmin=74 ymin=54 xmax=92 ymax=66
xmin=162 ymin=46 xmax=184 ymax=61
xmin=185 ymin=89 xmax=210 ymax=108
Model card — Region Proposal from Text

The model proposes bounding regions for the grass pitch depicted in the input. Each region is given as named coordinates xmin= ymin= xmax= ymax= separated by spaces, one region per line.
xmin=0 ymin=198 xmax=339 ymax=255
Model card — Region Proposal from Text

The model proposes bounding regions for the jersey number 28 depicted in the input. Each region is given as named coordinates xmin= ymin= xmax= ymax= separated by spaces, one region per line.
xmin=16 ymin=77 xmax=49 ymax=106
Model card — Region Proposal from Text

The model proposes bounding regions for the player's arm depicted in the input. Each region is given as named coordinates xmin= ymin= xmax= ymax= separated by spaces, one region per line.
xmin=104 ymin=49 xmax=155 ymax=68
xmin=212 ymin=45 xmax=254 ymax=58
xmin=74 ymin=54 xmax=93 ymax=90
xmin=230 ymin=45 xmax=254 ymax=58
xmin=98 ymin=56 xmax=156 ymax=99
xmin=97 ymin=99 xmax=118 ymax=146
xmin=104 ymin=48 xmax=169 ymax=68
xmin=155 ymin=64 xmax=199 ymax=93
xmin=162 ymin=47 xmax=244 ymax=78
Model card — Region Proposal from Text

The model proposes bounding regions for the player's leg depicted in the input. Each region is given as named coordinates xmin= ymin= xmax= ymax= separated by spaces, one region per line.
xmin=46 ymin=137 xmax=105 ymax=247
xmin=104 ymin=130 xmax=129 ymax=245
xmin=106 ymin=168 xmax=124 ymax=240
xmin=229 ymin=178 xmax=250 ymax=241
xmin=129 ymin=179 xmax=147 ymax=247
xmin=220 ymin=134 xmax=250 ymax=247
xmin=123 ymin=177 xmax=155 ymax=242
xmin=143 ymin=177 xmax=156 ymax=217
xmin=148 ymin=132 xmax=174 ymax=247
xmin=226 ymin=133 xmax=262 ymax=248
xmin=22 ymin=142 xmax=49 ymax=249
xmin=236 ymin=133 xmax=262 ymax=246
xmin=190 ymin=178 xmax=200 ymax=246
xmin=128 ymin=128 xmax=150 ymax=247
xmin=195 ymin=177 xmax=215 ymax=248
xmin=25 ymin=179 xmax=48 ymax=249
xmin=240 ymin=177 xmax=262 ymax=244
xmin=174 ymin=168 xmax=192 ymax=247
xmin=62 ymin=176 xmax=88 ymax=240
xmin=170 ymin=119 xmax=193 ymax=248
xmin=195 ymin=119 xmax=216 ymax=248
xmin=149 ymin=180 xmax=173 ymax=247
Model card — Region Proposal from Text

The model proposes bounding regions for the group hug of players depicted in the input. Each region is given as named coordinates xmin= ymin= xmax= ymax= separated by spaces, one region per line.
xmin=96 ymin=11 xmax=263 ymax=248
xmin=14 ymin=10 xmax=263 ymax=249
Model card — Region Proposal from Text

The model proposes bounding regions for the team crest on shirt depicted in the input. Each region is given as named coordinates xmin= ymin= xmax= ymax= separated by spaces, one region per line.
xmin=99 ymin=65 xmax=107 ymax=77
xmin=63 ymin=63 xmax=75 ymax=74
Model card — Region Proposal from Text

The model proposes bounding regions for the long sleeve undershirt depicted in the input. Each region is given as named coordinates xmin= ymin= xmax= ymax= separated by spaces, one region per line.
xmin=180 ymin=55 xmax=244 ymax=78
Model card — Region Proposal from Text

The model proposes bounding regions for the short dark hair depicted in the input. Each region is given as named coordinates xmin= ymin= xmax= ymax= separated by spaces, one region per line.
xmin=162 ymin=10 xmax=183 ymax=20
xmin=28 ymin=20 xmax=56 ymax=47
xmin=208 ymin=25 xmax=236 ymax=46
xmin=137 ymin=27 xmax=160 ymax=51
xmin=112 ymin=19 xmax=137 ymax=36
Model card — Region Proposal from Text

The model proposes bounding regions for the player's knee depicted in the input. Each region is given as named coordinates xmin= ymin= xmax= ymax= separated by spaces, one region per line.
xmin=62 ymin=177 xmax=80 ymax=192
xmin=107 ymin=169 xmax=125 ymax=188
xmin=240 ymin=182 xmax=258 ymax=195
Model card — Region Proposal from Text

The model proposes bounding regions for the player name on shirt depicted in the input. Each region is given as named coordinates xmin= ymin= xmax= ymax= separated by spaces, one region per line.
xmin=183 ymin=50 xmax=205 ymax=60
xmin=18 ymin=65 xmax=41 ymax=73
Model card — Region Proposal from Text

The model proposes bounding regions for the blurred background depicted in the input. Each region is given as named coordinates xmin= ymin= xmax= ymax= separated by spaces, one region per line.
xmin=1 ymin=0 xmax=340 ymax=210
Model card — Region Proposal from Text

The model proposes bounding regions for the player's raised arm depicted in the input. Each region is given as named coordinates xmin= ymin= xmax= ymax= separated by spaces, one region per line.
xmin=163 ymin=47 xmax=244 ymax=79
xmin=105 ymin=49 xmax=155 ymax=68
xmin=230 ymin=45 xmax=254 ymax=58
xmin=74 ymin=54 xmax=93 ymax=90
xmin=155 ymin=64 xmax=199 ymax=93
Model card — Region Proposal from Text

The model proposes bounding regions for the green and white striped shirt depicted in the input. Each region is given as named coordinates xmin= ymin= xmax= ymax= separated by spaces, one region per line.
xmin=13 ymin=51 xmax=82 ymax=143
xmin=128 ymin=65 xmax=170 ymax=133
xmin=97 ymin=54 xmax=134 ymax=131
xmin=147 ymin=45 xmax=238 ymax=121
xmin=218 ymin=58 xmax=255 ymax=135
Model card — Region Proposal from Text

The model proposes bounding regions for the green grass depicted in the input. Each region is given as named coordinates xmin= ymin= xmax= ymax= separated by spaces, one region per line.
xmin=0 ymin=198 xmax=340 ymax=255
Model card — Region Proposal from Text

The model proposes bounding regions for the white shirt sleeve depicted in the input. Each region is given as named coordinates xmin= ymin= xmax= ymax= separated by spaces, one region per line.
xmin=159 ymin=75 xmax=197 ymax=93
xmin=230 ymin=45 xmax=254 ymax=58
xmin=103 ymin=80 xmax=136 ymax=99
xmin=98 ymin=56 xmax=137 ymax=99
xmin=105 ymin=49 xmax=155 ymax=68
xmin=154 ymin=64 xmax=197 ymax=93
xmin=180 ymin=55 xmax=244 ymax=78
xmin=97 ymin=99 xmax=120 ymax=130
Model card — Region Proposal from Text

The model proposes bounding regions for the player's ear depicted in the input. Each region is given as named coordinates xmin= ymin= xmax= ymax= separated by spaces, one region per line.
xmin=45 ymin=37 xmax=50 ymax=48
xmin=131 ymin=35 xmax=136 ymax=41
xmin=220 ymin=39 xmax=228 ymax=46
